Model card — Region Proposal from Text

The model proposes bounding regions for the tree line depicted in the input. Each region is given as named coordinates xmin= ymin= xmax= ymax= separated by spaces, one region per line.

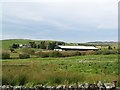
xmin=10 ymin=41 xmax=65 ymax=50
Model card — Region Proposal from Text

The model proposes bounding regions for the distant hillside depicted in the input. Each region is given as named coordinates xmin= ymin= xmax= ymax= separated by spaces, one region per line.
xmin=1 ymin=39 xmax=64 ymax=50
xmin=87 ymin=41 xmax=118 ymax=46
xmin=1 ymin=39 xmax=32 ymax=50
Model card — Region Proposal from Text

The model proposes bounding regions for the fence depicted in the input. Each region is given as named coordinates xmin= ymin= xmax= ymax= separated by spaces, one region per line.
xmin=0 ymin=82 xmax=119 ymax=90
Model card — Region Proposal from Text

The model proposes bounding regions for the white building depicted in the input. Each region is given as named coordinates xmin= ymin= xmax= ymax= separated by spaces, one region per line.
xmin=54 ymin=45 xmax=98 ymax=51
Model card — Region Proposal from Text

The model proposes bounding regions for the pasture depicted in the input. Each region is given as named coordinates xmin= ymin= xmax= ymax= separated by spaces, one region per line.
xmin=1 ymin=54 xmax=118 ymax=86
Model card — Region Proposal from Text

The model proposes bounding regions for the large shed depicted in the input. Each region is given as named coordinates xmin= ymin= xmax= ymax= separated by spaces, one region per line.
xmin=54 ymin=45 xmax=98 ymax=51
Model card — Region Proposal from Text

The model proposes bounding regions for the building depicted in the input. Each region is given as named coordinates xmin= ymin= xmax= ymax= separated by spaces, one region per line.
xmin=54 ymin=45 xmax=98 ymax=51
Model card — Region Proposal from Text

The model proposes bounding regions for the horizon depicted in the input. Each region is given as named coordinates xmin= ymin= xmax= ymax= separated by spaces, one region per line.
xmin=1 ymin=0 xmax=118 ymax=42
xmin=1 ymin=38 xmax=118 ymax=43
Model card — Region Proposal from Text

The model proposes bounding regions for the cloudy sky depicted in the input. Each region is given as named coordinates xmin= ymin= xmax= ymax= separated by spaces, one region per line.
xmin=1 ymin=0 xmax=119 ymax=42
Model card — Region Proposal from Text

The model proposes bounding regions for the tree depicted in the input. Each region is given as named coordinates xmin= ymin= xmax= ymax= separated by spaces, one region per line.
xmin=37 ymin=44 xmax=40 ymax=48
xmin=2 ymin=52 xmax=10 ymax=59
xmin=10 ymin=48 xmax=15 ymax=52
xmin=40 ymin=41 xmax=46 ymax=49
xmin=29 ymin=41 xmax=37 ymax=48
xmin=48 ymin=42 xmax=56 ymax=50
xmin=108 ymin=46 xmax=112 ymax=50
xmin=12 ymin=43 xmax=19 ymax=49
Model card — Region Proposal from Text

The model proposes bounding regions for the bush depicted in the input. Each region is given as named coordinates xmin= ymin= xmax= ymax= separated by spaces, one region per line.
xmin=85 ymin=51 xmax=96 ymax=55
xmin=19 ymin=53 xmax=30 ymax=59
xmin=9 ymin=48 xmax=15 ymax=52
xmin=95 ymin=49 xmax=118 ymax=55
xmin=73 ymin=51 xmax=81 ymax=56
xmin=36 ymin=51 xmax=81 ymax=58
xmin=80 ymin=51 xmax=87 ymax=55
xmin=21 ymin=48 xmax=35 ymax=55
xmin=1 ymin=52 xmax=10 ymax=59
xmin=61 ymin=51 xmax=72 ymax=57
xmin=49 ymin=51 xmax=63 ymax=57
xmin=35 ymin=51 xmax=49 ymax=58
xmin=61 ymin=51 xmax=81 ymax=57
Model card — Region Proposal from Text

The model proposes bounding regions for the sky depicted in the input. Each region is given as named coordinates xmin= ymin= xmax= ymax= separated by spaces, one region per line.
xmin=1 ymin=0 xmax=119 ymax=43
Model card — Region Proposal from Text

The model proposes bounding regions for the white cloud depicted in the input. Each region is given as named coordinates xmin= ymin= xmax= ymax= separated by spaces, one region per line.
xmin=1 ymin=0 xmax=118 ymax=42
xmin=2 ymin=1 xmax=118 ymax=30
xmin=3 ymin=3 xmax=44 ymax=22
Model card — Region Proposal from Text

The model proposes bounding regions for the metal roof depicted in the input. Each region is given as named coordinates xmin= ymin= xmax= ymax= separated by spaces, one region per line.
xmin=58 ymin=46 xmax=98 ymax=50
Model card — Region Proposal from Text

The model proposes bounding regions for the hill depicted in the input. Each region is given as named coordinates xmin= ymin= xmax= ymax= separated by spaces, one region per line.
xmin=87 ymin=41 xmax=118 ymax=46
xmin=1 ymin=39 xmax=33 ymax=50
xmin=1 ymin=39 xmax=64 ymax=50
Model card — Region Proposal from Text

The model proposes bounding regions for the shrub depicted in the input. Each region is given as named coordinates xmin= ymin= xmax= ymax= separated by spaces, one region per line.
xmin=19 ymin=53 xmax=30 ymax=59
xmin=95 ymin=50 xmax=102 ymax=55
xmin=102 ymin=50 xmax=111 ymax=55
xmin=85 ymin=51 xmax=96 ymax=55
xmin=108 ymin=46 xmax=112 ymax=50
xmin=80 ymin=51 xmax=86 ymax=55
xmin=61 ymin=51 xmax=81 ymax=57
xmin=21 ymin=48 xmax=35 ymax=55
xmin=95 ymin=49 xmax=118 ymax=55
xmin=35 ymin=51 xmax=49 ymax=58
xmin=73 ymin=51 xmax=81 ymax=56
xmin=61 ymin=51 xmax=72 ymax=57
xmin=49 ymin=51 xmax=63 ymax=57
xmin=11 ymin=43 xmax=19 ymax=49
xmin=9 ymin=48 xmax=15 ymax=52
xmin=1 ymin=51 xmax=10 ymax=59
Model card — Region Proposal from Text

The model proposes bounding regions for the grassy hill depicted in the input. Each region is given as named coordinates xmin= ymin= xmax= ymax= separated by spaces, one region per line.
xmin=87 ymin=41 xmax=118 ymax=46
xmin=1 ymin=39 xmax=62 ymax=50
xmin=1 ymin=39 xmax=33 ymax=50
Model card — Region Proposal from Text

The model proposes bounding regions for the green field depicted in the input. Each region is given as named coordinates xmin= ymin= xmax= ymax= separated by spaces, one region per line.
xmin=1 ymin=39 xmax=63 ymax=50
xmin=1 ymin=54 xmax=118 ymax=86
xmin=1 ymin=39 xmax=119 ymax=86
xmin=1 ymin=39 xmax=33 ymax=50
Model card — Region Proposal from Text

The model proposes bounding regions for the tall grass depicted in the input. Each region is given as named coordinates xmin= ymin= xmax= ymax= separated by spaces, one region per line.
xmin=0 ymin=51 xmax=10 ymax=59
xmin=2 ymin=55 xmax=118 ymax=86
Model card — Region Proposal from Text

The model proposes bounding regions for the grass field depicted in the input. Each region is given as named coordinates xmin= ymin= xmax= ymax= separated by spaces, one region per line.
xmin=1 ymin=39 xmax=119 ymax=86
xmin=1 ymin=39 xmax=63 ymax=50
xmin=1 ymin=54 xmax=118 ymax=86
xmin=1 ymin=39 xmax=33 ymax=50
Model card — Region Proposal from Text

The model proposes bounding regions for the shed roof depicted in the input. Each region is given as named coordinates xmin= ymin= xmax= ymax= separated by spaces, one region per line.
xmin=58 ymin=46 xmax=98 ymax=50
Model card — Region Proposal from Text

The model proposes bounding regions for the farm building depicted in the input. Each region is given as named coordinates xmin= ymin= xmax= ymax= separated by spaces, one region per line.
xmin=54 ymin=45 xmax=98 ymax=51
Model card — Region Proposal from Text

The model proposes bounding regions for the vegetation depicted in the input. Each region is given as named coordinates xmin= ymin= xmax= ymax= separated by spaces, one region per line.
xmin=19 ymin=53 xmax=30 ymax=59
xmin=36 ymin=51 xmax=49 ymax=58
xmin=1 ymin=51 xmax=10 ymax=59
xmin=0 ymin=49 xmax=118 ymax=60
xmin=1 ymin=39 xmax=118 ymax=50
xmin=21 ymin=48 xmax=35 ymax=55
xmin=1 ymin=39 xmax=65 ymax=50
xmin=0 ymin=39 xmax=119 ymax=86
xmin=49 ymin=51 xmax=63 ymax=57
xmin=1 ymin=55 xmax=118 ymax=86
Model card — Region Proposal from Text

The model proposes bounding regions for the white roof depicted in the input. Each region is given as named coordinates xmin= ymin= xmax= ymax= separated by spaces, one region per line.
xmin=58 ymin=46 xmax=98 ymax=50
